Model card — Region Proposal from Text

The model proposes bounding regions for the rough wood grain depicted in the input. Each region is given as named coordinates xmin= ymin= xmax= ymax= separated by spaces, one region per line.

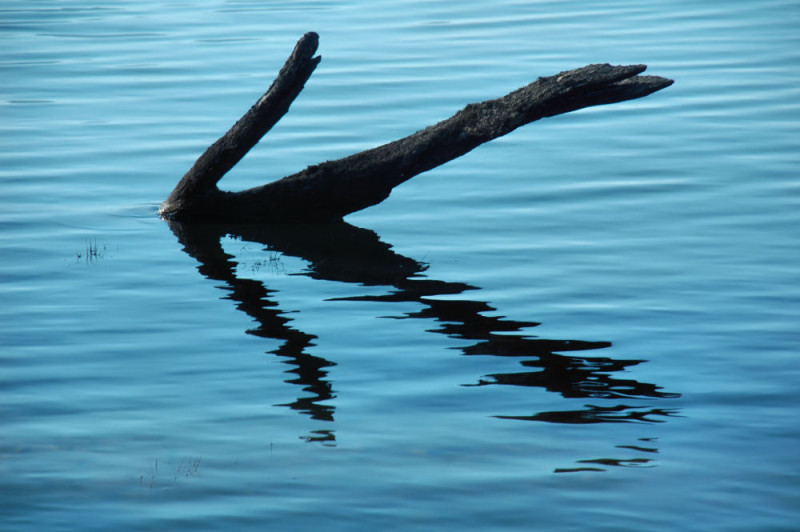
xmin=161 ymin=32 xmax=321 ymax=217
xmin=160 ymin=33 xmax=673 ymax=222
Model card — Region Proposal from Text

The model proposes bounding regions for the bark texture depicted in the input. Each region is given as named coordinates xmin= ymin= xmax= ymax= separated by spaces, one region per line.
xmin=160 ymin=32 xmax=673 ymax=223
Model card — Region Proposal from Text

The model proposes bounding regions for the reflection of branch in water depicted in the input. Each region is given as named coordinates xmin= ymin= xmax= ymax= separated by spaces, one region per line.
xmin=170 ymin=221 xmax=335 ymax=423
xmin=497 ymin=404 xmax=681 ymax=424
xmin=554 ymin=437 xmax=661 ymax=474
xmin=339 ymin=283 xmax=678 ymax=404
xmin=555 ymin=457 xmax=655 ymax=474
xmin=476 ymin=354 xmax=680 ymax=400
xmin=168 ymin=220 xmax=679 ymax=444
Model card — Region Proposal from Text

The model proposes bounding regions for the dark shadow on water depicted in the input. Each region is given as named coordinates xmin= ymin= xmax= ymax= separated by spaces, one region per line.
xmin=169 ymin=220 xmax=679 ymax=460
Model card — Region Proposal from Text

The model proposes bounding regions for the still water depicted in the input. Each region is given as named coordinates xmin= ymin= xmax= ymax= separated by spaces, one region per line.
xmin=1 ymin=1 xmax=798 ymax=530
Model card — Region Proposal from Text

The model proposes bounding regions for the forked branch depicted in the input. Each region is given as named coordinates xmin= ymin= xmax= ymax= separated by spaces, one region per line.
xmin=160 ymin=32 xmax=672 ymax=222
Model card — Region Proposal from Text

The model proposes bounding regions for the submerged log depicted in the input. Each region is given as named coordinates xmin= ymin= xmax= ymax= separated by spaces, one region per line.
xmin=160 ymin=32 xmax=673 ymax=223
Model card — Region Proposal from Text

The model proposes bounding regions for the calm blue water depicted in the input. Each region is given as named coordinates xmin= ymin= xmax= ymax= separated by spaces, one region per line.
xmin=2 ymin=1 xmax=799 ymax=530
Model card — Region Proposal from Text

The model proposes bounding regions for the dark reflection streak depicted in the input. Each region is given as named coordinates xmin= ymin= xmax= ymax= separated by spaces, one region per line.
xmin=168 ymin=220 xmax=678 ymax=436
xmin=579 ymin=457 xmax=654 ymax=467
xmin=554 ymin=457 xmax=656 ymax=474
xmin=617 ymin=445 xmax=659 ymax=453
xmin=497 ymin=405 xmax=681 ymax=424
xmin=341 ymin=291 xmax=677 ymax=407
xmin=554 ymin=467 xmax=606 ymax=474
xmin=170 ymin=221 xmax=335 ymax=423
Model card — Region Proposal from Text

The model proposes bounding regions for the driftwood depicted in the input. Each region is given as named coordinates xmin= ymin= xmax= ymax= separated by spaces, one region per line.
xmin=160 ymin=32 xmax=673 ymax=223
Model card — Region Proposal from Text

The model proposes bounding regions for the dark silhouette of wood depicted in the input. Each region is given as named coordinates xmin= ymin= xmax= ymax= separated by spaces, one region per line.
xmin=160 ymin=32 xmax=673 ymax=223
xmin=168 ymin=218 xmax=679 ymax=431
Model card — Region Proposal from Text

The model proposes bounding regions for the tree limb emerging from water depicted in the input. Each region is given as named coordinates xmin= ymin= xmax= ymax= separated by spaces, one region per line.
xmin=160 ymin=32 xmax=673 ymax=223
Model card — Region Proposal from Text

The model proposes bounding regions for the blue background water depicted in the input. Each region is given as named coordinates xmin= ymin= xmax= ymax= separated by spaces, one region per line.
xmin=2 ymin=1 xmax=798 ymax=530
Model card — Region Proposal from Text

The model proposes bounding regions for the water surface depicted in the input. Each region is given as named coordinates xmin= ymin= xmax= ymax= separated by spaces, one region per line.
xmin=2 ymin=1 xmax=799 ymax=530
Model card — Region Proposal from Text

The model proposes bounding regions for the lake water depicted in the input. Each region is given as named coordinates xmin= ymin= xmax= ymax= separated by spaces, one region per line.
xmin=2 ymin=1 xmax=798 ymax=530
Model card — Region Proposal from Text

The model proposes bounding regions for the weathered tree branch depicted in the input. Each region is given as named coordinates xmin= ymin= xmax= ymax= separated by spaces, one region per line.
xmin=161 ymin=32 xmax=321 ymax=217
xmin=160 ymin=32 xmax=673 ymax=223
